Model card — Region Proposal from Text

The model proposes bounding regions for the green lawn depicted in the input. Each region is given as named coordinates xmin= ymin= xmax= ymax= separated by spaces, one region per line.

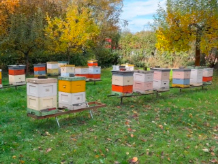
xmin=0 ymin=69 xmax=218 ymax=164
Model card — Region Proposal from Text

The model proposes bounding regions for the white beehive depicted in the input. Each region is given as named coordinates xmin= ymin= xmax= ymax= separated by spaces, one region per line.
xmin=89 ymin=66 xmax=101 ymax=74
xmin=153 ymin=80 xmax=169 ymax=90
xmin=190 ymin=69 xmax=203 ymax=85
xmin=134 ymin=71 xmax=154 ymax=82
xmin=75 ymin=67 xmax=89 ymax=74
xmin=9 ymin=75 xmax=26 ymax=85
xmin=203 ymin=68 xmax=213 ymax=77
xmin=112 ymin=75 xmax=134 ymax=86
xmin=47 ymin=62 xmax=58 ymax=69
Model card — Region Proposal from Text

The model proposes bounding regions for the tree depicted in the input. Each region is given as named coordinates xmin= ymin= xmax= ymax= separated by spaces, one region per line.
xmin=155 ymin=0 xmax=218 ymax=66
xmin=45 ymin=3 xmax=100 ymax=61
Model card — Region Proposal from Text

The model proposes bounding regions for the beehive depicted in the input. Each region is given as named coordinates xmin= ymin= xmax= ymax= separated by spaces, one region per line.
xmin=133 ymin=70 xmax=154 ymax=93
xmin=88 ymin=66 xmax=101 ymax=79
xmin=58 ymin=61 xmax=69 ymax=74
xmin=0 ymin=69 xmax=2 ymax=88
xmin=26 ymin=78 xmax=57 ymax=116
xmin=121 ymin=64 xmax=134 ymax=71
xmin=58 ymin=76 xmax=86 ymax=110
xmin=203 ymin=68 xmax=213 ymax=84
xmin=60 ymin=65 xmax=75 ymax=77
xmin=111 ymin=71 xmax=134 ymax=95
xmin=47 ymin=62 xmax=59 ymax=76
xmin=151 ymin=68 xmax=170 ymax=91
xmin=172 ymin=69 xmax=191 ymax=88
xmin=190 ymin=68 xmax=203 ymax=86
xmin=75 ymin=67 xmax=89 ymax=78
xmin=8 ymin=65 xmax=26 ymax=85
xmin=88 ymin=60 xmax=98 ymax=66
xmin=33 ymin=64 xmax=46 ymax=77
xmin=112 ymin=65 xmax=120 ymax=71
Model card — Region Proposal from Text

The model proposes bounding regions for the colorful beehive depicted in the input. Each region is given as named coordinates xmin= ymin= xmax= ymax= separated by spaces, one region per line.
xmin=47 ymin=62 xmax=59 ymax=76
xmin=172 ymin=69 xmax=191 ymax=88
xmin=88 ymin=60 xmax=98 ymax=66
xmin=8 ymin=65 xmax=26 ymax=85
xmin=58 ymin=76 xmax=86 ymax=110
xmin=75 ymin=67 xmax=89 ymax=78
xmin=151 ymin=68 xmax=170 ymax=91
xmin=133 ymin=70 xmax=154 ymax=94
xmin=26 ymin=78 xmax=57 ymax=116
xmin=88 ymin=66 xmax=101 ymax=79
xmin=202 ymin=68 xmax=213 ymax=84
xmin=0 ymin=69 xmax=2 ymax=88
xmin=60 ymin=65 xmax=75 ymax=77
xmin=58 ymin=61 xmax=69 ymax=74
xmin=190 ymin=68 xmax=203 ymax=86
xmin=121 ymin=64 xmax=134 ymax=71
xmin=33 ymin=63 xmax=46 ymax=77
xmin=111 ymin=71 xmax=134 ymax=96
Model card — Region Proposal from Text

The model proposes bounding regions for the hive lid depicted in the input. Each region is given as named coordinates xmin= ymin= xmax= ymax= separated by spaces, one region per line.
xmin=111 ymin=71 xmax=134 ymax=76
xmin=33 ymin=63 xmax=46 ymax=67
xmin=58 ymin=61 xmax=69 ymax=63
xmin=88 ymin=59 xmax=97 ymax=63
xmin=151 ymin=68 xmax=171 ymax=72
xmin=75 ymin=66 xmax=89 ymax=68
xmin=58 ymin=76 xmax=86 ymax=81
xmin=134 ymin=70 xmax=154 ymax=74
xmin=26 ymin=78 xmax=57 ymax=84
xmin=47 ymin=62 xmax=58 ymax=64
xmin=172 ymin=69 xmax=191 ymax=72
xmin=8 ymin=66 xmax=26 ymax=70
xmin=203 ymin=68 xmax=213 ymax=71
xmin=60 ymin=65 xmax=75 ymax=67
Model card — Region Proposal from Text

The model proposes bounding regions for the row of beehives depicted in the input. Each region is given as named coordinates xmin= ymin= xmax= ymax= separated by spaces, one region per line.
xmin=111 ymin=68 xmax=214 ymax=95
xmin=26 ymin=76 xmax=87 ymax=116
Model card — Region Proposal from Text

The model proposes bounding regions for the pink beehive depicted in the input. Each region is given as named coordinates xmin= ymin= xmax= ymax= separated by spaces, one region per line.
xmin=172 ymin=69 xmax=191 ymax=79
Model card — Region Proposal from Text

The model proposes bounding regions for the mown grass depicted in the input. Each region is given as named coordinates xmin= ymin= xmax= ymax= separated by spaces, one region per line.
xmin=0 ymin=69 xmax=218 ymax=164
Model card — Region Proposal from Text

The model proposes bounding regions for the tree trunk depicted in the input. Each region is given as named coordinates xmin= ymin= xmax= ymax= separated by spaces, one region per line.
xmin=25 ymin=53 xmax=29 ymax=75
xmin=195 ymin=47 xmax=200 ymax=66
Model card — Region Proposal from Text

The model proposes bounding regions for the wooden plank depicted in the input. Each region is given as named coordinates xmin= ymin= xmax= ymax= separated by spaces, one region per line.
xmin=27 ymin=101 xmax=106 ymax=120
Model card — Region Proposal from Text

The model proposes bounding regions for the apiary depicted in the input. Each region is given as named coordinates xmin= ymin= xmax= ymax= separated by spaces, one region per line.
xmin=58 ymin=61 xmax=69 ymax=74
xmin=0 ymin=69 xmax=2 ymax=88
xmin=47 ymin=62 xmax=59 ymax=76
xmin=133 ymin=70 xmax=154 ymax=93
xmin=60 ymin=65 xmax=75 ymax=77
xmin=111 ymin=71 xmax=134 ymax=95
xmin=190 ymin=68 xmax=203 ymax=86
xmin=151 ymin=68 xmax=170 ymax=91
xmin=75 ymin=67 xmax=89 ymax=78
xmin=8 ymin=65 xmax=26 ymax=85
xmin=172 ymin=69 xmax=191 ymax=88
xmin=58 ymin=76 xmax=86 ymax=110
xmin=88 ymin=60 xmax=98 ymax=66
xmin=202 ymin=68 xmax=213 ymax=84
xmin=26 ymin=78 xmax=57 ymax=116
xmin=88 ymin=66 xmax=101 ymax=79
xmin=33 ymin=64 xmax=46 ymax=77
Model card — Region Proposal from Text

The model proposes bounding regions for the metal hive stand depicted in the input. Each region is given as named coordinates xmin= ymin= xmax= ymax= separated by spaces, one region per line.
xmin=27 ymin=101 xmax=106 ymax=127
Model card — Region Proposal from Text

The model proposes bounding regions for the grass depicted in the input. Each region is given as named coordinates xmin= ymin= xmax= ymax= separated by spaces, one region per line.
xmin=0 ymin=69 xmax=218 ymax=164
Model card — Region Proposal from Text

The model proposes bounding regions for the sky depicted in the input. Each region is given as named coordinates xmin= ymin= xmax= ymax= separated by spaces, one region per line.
xmin=120 ymin=0 xmax=166 ymax=33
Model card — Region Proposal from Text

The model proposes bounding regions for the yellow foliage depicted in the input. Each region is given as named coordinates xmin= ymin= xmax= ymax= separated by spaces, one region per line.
xmin=45 ymin=2 xmax=100 ymax=55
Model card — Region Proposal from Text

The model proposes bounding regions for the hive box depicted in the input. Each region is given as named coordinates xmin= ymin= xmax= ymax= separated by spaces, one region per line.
xmin=112 ymin=85 xmax=133 ymax=94
xmin=133 ymin=81 xmax=153 ymax=93
xmin=151 ymin=68 xmax=170 ymax=80
xmin=27 ymin=95 xmax=57 ymax=111
xmin=203 ymin=76 xmax=213 ymax=82
xmin=88 ymin=60 xmax=98 ymax=66
xmin=26 ymin=78 xmax=57 ymax=97
xmin=134 ymin=70 xmax=154 ymax=82
xmin=58 ymin=61 xmax=69 ymax=74
xmin=61 ymin=65 xmax=75 ymax=73
xmin=34 ymin=71 xmax=46 ymax=75
xmin=58 ymin=76 xmax=86 ymax=93
xmin=8 ymin=65 xmax=25 ymax=75
xmin=33 ymin=64 xmax=46 ymax=77
xmin=89 ymin=66 xmax=101 ymax=74
xmin=190 ymin=69 xmax=203 ymax=85
xmin=47 ymin=62 xmax=58 ymax=69
xmin=47 ymin=68 xmax=59 ymax=76
xmin=75 ymin=67 xmax=89 ymax=78
xmin=121 ymin=64 xmax=134 ymax=71
xmin=203 ymin=68 xmax=213 ymax=77
xmin=112 ymin=65 xmax=120 ymax=71
xmin=153 ymin=80 xmax=169 ymax=90
xmin=172 ymin=79 xmax=190 ymax=85
xmin=58 ymin=92 xmax=86 ymax=110
xmin=9 ymin=75 xmax=26 ymax=85
xmin=172 ymin=69 xmax=191 ymax=79
xmin=112 ymin=75 xmax=133 ymax=86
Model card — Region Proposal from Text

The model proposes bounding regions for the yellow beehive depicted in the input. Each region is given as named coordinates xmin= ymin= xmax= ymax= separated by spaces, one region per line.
xmin=0 ymin=69 xmax=2 ymax=79
xmin=58 ymin=80 xmax=86 ymax=93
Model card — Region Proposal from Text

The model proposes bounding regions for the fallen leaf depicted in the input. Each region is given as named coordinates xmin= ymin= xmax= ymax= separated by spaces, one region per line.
xmin=130 ymin=134 xmax=134 ymax=138
xmin=12 ymin=155 xmax=16 ymax=159
xmin=95 ymin=155 xmax=99 ymax=158
xmin=46 ymin=148 xmax=52 ymax=153
xmin=126 ymin=152 xmax=129 ymax=155
xmin=202 ymin=148 xmax=209 ymax=152
xmin=158 ymin=125 xmax=163 ymax=129
xmin=132 ymin=157 xmax=138 ymax=162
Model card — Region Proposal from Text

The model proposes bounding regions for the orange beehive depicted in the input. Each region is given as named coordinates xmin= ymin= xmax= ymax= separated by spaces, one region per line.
xmin=88 ymin=60 xmax=98 ymax=66
xmin=112 ymin=85 xmax=133 ymax=93
xmin=9 ymin=69 xmax=25 ymax=75
xmin=203 ymin=76 xmax=213 ymax=82
xmin=34 ymin=67 xmax=46 ymax=71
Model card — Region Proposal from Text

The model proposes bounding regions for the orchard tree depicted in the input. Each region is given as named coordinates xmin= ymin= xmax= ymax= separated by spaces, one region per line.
xmin=155 ymin=0 xmax=218 ymax=66
xmin=45 ymin=3 xmax=100 ymax=61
